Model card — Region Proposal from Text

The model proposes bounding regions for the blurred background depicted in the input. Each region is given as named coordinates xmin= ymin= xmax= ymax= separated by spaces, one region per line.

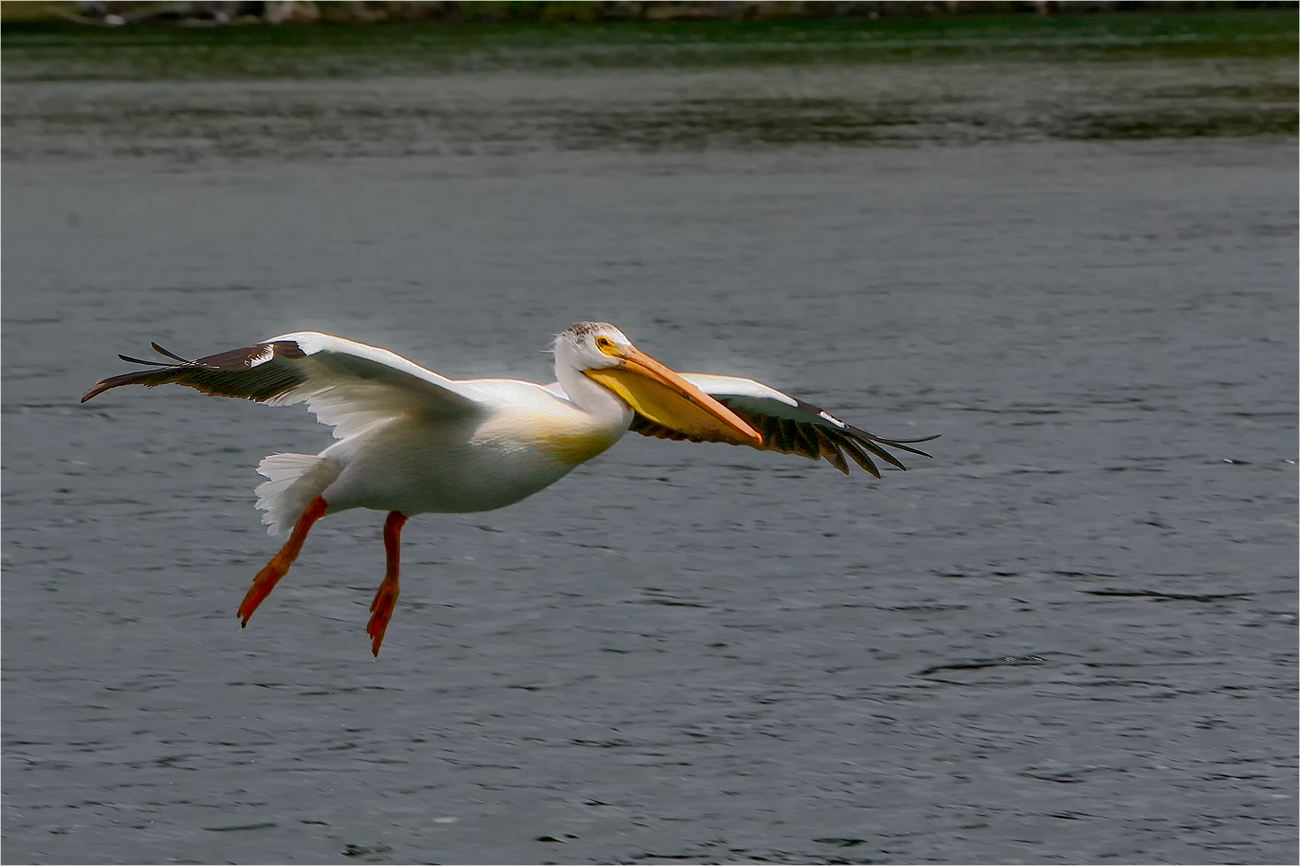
xmin=4 ymin=2 xmax=1296 ymax=865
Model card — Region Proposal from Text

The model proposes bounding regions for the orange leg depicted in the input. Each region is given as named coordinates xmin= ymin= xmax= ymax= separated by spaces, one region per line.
xmin=237 ymin=495 xmax=329 ymax=627
xmin=367 ymin=511 xmax=408 ymax=657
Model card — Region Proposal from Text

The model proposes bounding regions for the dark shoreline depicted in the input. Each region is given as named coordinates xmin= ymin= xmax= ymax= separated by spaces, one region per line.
xmin=4 ymin=7 xmax=1295 ymax=82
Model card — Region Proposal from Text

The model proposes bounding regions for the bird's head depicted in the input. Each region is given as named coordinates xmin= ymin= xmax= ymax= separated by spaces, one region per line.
xmin=553 ymin=321 xmax=636 ymax=372
xmin=555 ymin=322 xmax=760 ymax=446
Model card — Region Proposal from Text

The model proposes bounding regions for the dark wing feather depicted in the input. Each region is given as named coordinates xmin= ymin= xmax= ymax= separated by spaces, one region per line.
xmin=82 ymin=341 xmax=308 ymax=404
xmin=628 ymin=373 xmax=936 ymax=477
xmin=722 ymin=396 xmax=936 ymax=477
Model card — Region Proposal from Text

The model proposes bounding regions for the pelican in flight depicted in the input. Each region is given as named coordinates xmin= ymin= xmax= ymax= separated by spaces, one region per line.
xmin=82 ymin=323 xmax=934 ymax=655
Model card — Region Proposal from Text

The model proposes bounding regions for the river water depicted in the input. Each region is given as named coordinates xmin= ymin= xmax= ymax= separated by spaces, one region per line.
xmin=3 ymin=49 xmax=1297 ymax=865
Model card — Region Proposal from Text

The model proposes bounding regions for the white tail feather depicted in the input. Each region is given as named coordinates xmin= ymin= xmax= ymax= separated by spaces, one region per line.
xmin=255 ymin=453 xmax=341 ymax=535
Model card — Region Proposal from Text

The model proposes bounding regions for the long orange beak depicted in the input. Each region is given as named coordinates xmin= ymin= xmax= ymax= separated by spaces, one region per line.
xmin=584 ymin=347 xmax=762 ymax=446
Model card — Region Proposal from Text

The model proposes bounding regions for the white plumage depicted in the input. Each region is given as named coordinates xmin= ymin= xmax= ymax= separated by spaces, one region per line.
xmin=83 ymin=323 xmax=933 ymax=655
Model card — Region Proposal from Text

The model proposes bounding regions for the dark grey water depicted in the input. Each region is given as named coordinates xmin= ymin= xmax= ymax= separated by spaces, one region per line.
xmin=3 ymin=62 xmax=1297 ymax=865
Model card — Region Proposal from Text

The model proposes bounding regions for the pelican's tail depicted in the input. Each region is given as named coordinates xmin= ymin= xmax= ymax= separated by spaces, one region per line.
xmin=255 ymin=453 xmax=342 ymax=536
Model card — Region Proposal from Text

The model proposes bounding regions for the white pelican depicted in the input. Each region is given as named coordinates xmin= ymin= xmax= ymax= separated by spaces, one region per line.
xmin=82 ymin=323 xmax=934 ymax=655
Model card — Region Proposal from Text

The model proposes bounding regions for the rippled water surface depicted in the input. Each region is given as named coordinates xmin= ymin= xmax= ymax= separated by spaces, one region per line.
xmin=3 ymin=15 xmax=1297 ymax=865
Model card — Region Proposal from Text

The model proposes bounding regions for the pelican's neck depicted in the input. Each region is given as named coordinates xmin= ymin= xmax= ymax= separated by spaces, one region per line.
xmin=555 ymin=357 xmax=633 ymax=433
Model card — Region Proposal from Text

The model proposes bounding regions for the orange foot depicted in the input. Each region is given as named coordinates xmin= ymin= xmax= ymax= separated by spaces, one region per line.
xmin=237 ymin=495 xmax=328 ymax=627
xmin=239 ymin=558 xmax=289 ymax=626
xmin=367 ymin=576 xmax=400 ymax=657
xmin=367 ymin=510 xmax=408 ymax=656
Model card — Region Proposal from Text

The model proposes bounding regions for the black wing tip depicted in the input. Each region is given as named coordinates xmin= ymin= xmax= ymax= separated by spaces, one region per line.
xmin=81 ymin=374 xmax=133 ymax=403
xmin=831 ymin=434 xmax=882 ymax=478
xmin=889 ymin=441 xmax=936 ymax=460
xmin=888 ymin=433 xmax=940 ymax=445
xmin=117 ymin=353 xmax=175 ymax=367
xmin=850 ymin=428 xmax=938 ymax=460
xmin=150 ymin=342 xmax=193 ymax=364
xmin=788 ymin=396 xmax=938 ymax=468
xmin=84 ymin=341 xmax=182 ymax=402
xmin=84 ymin=338 xmax=311 ymax=406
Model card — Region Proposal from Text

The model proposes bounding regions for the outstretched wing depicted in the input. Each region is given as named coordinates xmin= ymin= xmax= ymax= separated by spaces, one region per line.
xmin=629 ymin=373 xmax=935 ymax=477
xmin=81 ymin=331 xmax=483 ymax=438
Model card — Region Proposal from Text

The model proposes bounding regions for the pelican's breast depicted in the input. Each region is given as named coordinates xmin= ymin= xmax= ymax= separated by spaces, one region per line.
xmin=470 ymin=409 xmax=623 ymax=466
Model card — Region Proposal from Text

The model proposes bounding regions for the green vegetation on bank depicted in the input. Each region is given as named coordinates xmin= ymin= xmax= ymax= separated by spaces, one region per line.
xmin=2 ymin=8 xmax=1295 ymax=81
